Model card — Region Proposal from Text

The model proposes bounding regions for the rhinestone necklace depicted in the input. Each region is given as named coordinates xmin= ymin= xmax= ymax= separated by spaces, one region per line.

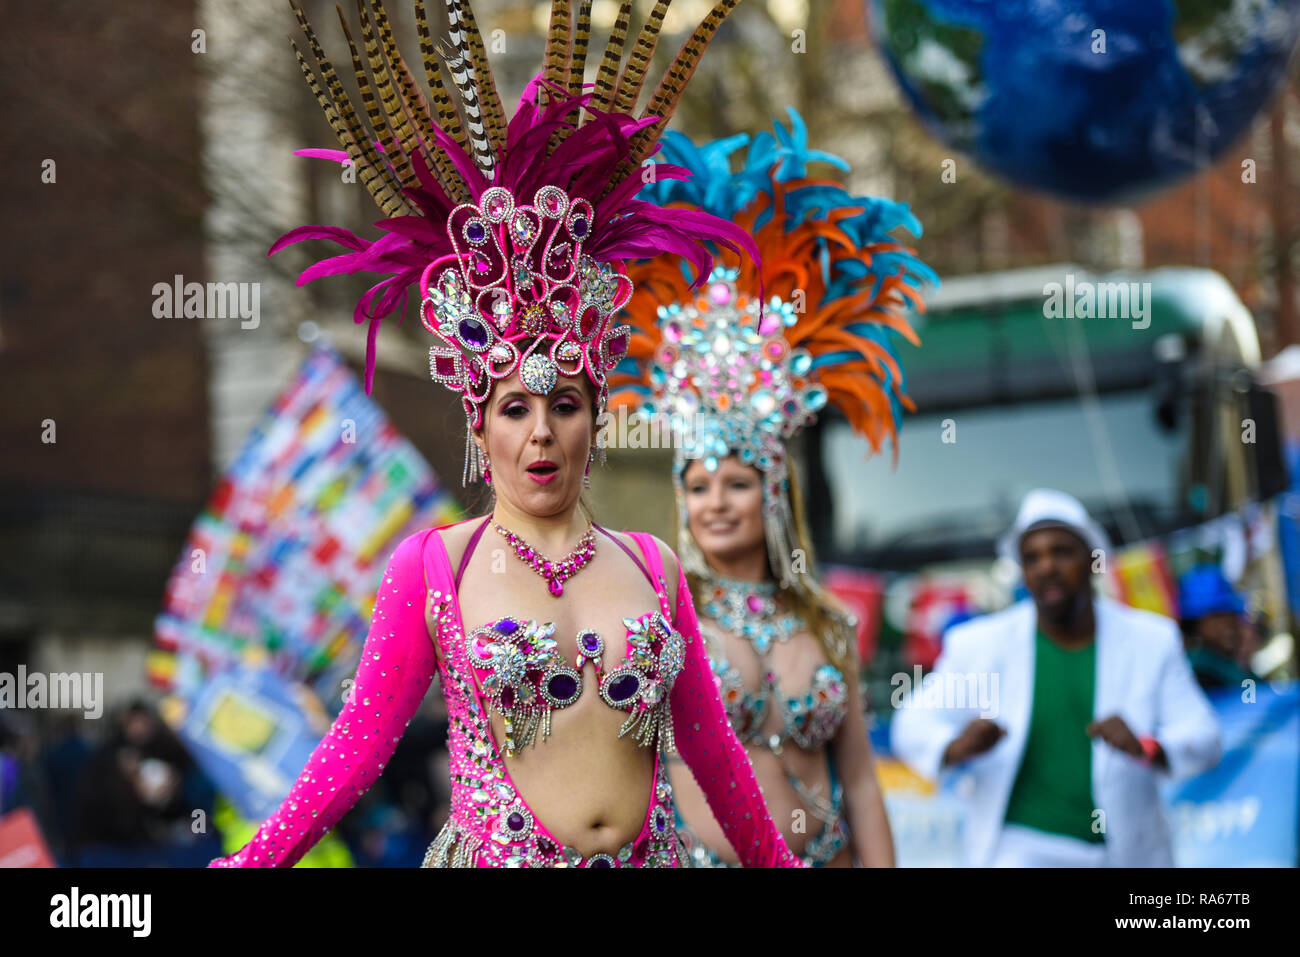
xmin=493 ymin=521 xmax=596 ymax=597
xmin=700 ymin=574 xmax=803 ymax=655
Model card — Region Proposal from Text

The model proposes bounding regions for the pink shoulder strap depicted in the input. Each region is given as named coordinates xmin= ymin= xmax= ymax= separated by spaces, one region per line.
xmin=422 ymin=518 xmax=487 ymax=593
xmin=626 ymin=531 xmax=673 ymax=619
xmin=422 ymin=523 xmax=453 ymax=590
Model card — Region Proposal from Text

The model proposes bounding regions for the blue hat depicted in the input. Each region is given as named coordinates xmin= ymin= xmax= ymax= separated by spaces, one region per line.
xmin=1178 ymin=564 xmax=1245 ymax=620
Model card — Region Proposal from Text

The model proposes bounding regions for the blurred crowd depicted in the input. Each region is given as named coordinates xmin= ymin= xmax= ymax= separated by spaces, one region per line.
xmin=0 ymin=697 xmax=453 ymax=868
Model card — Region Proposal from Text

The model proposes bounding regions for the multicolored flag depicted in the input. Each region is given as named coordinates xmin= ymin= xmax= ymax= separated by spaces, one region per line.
xmin=152 ymin=344 xmax=460 ymax=712
xmin=1109 ymin=540 xmax=1178 ymax=618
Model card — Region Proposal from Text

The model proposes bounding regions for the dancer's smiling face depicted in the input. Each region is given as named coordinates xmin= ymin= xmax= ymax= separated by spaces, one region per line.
xmin=683 ymin=455 xmax=767 ymax=566
xmin=475 ymin=370 xmax=597 ymax=517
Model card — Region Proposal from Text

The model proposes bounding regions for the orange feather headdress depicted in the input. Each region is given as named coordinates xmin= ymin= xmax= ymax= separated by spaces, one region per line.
xmin=608 ymin=112 xmax=936 ymax=587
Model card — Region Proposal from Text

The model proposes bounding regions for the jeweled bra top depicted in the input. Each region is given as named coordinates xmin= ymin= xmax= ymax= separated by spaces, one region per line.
xmin=466 ymin=610 xmax=686 ymax=756
xmin=209 ymin=520 xmax=802 ymax=868
xmin=700 ymin=578 xmax=849 ymax=753
xmin=714 ymin=656 xmax=848 ymax=752
xmin=428 ymin=518 xmax=692 ymax=866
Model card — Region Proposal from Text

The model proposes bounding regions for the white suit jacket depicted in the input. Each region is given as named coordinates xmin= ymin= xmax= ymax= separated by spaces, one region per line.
xmin=890 ymin=596 xmax=1221 ymax=866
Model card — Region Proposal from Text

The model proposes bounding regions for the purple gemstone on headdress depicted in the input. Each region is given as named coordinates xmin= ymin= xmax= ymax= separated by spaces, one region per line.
xmin=506 ymin=812 xmax=525 ymax=832
xmin=547 ymin=673 xmax=577 ymax=700
xmin=458 ymin=317 xmax=489 ymax=348
xmin=496 ymin=618 xmax=519 ymax=635
xmin=608 ymin=673 xmax=640 ymax=703
xmin=580 ymin=632 xmax=600 ymax=653
xmin=467 ymin=222 xmax=486 ymax=243
xmin=571 ymin=218 xmax=588 ymax=238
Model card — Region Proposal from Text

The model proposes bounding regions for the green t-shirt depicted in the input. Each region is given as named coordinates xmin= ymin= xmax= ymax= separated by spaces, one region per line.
xmin=1003 ymin=628 xmax=1104 ymax=844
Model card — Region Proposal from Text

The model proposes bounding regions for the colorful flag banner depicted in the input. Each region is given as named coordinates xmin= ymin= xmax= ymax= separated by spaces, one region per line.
xmin=152 ymin=343 xmax=460 ymax=718
xmin=1162 ymin=682 xmax=1299 ymax=867
xmin=176 ymin=665 xmax=331 ymax=822
xmin=1108 ymin=540 xmax=1178 ymax=618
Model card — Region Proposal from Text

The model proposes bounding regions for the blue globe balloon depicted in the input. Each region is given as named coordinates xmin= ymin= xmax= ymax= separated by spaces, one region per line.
xmin=869 ymin=0 xmax=1300 ymax=202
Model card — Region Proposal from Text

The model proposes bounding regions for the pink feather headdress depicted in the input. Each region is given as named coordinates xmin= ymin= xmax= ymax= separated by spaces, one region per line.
xmin=273 ymin=0 xmax=756 ymax=483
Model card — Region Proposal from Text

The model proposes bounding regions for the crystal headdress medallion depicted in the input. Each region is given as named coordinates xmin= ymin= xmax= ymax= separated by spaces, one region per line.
xmin=421 ymin=184 xmax=634 ymax=430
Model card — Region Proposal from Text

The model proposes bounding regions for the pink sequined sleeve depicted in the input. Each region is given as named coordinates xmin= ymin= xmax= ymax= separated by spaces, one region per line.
xmin=668 ymin=561 xmax=803 ymax=868
xmin=208 ymin=530 xmax=438 ymax=867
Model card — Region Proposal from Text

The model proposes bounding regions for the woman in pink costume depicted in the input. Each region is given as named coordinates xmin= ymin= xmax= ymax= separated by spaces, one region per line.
xmin=209 ymin=0 xmax=800 ymax=868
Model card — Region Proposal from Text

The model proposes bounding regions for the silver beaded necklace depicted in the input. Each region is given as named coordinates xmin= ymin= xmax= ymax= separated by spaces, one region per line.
xmin=699 ymin=574 xmax=803 ymax=655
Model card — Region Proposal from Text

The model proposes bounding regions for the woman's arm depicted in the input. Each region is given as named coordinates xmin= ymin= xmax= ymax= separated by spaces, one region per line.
xmin=208 ymin=530 xmax=439 ymax=867
xmin=831 ymin=646 xmax=896 ymax=867
xmin=665 ymin=552 xmax=804 ymax=868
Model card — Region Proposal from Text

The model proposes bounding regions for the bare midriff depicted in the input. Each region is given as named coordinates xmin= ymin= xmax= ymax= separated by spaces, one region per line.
xmin=491 ymin=696 xmax=655 ymax=855
xmin=434 ymin=520 xmax=671 ymax=859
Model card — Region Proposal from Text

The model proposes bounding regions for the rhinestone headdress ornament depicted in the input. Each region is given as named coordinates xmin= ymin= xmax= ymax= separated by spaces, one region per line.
xmin=271 ymin=0 xmax=760 ymax=485
xmin=611 ymin=110 xmax=938 ymax=589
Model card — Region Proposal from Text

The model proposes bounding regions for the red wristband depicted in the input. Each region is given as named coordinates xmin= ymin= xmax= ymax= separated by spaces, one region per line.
xmin=1138 ymin=735 xmax=1161 ymax=765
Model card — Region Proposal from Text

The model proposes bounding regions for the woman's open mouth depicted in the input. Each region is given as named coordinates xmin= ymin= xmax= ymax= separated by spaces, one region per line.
xmin=526 ymin=461 xmax=559 ymax=485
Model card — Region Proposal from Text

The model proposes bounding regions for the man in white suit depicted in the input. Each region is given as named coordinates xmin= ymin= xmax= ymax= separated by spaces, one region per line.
xmin=891 ymin=489 xmax=1221 ymax=866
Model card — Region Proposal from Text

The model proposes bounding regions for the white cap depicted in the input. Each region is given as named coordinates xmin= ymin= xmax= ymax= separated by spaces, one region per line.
xmin=997 ymin=488 xmax=1110 ymax=565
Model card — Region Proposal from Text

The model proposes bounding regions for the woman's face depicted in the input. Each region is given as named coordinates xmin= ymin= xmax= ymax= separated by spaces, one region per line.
xmin=476 ymin=370 xmax=595 ymax=517
xmin=683 ymin=455 xmax=766 ymax=566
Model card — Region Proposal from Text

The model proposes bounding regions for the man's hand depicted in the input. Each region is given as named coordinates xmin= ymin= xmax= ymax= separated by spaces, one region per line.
xmin=942 ymin=718 xmax=1006 ymax=766
xmin=1085 ymin=714 xmax=1150 ymax=761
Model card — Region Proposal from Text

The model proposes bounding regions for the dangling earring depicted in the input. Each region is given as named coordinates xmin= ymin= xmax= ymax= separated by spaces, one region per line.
xmin=583 ymin=448 xmax=594 ymax=489
xmin=481 ymin=450 xmax=492 ymax=486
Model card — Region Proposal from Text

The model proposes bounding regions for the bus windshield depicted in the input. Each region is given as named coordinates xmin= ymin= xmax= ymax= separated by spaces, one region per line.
xmin=821 ymin=388 xmax=1191 ymax=565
